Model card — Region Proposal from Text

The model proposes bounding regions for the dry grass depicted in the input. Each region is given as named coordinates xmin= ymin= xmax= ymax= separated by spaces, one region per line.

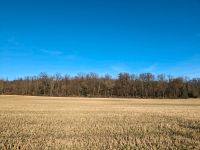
xmin=0 ymin=95 xmax=200 ymax=150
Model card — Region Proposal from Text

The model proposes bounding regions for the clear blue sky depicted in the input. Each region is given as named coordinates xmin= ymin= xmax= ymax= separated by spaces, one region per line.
xmin=0 ymin=0 xmax=200 ymax=79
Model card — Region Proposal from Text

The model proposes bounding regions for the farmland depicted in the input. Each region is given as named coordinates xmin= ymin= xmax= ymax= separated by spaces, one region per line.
xmin=0 ymin=95 xmax=200 ymax=149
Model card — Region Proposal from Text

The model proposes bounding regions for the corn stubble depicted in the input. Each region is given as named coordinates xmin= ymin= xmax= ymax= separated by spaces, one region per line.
xmin=0 ymin=96 xmax=200 ymax=149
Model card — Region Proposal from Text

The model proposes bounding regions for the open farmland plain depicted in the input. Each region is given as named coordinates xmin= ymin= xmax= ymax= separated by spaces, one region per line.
xmin=0 ymin=95 xmax=200 ymax=149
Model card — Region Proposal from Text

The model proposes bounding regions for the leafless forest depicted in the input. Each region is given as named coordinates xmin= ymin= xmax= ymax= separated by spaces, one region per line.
xmin=0 ymin=72 xmax=199 ymax=98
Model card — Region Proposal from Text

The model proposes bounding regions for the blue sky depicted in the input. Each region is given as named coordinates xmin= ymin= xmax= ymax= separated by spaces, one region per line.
xmin=0 ymin=0 xmax=200 ymax=79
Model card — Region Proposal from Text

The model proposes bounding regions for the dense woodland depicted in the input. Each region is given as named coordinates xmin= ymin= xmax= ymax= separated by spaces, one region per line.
xmin=0 ymin=72 xmax=200 ymax=98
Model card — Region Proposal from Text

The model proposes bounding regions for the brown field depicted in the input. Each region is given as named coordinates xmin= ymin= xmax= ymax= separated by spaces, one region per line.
xmin=0 ymin=95 xmax=200 ymax=150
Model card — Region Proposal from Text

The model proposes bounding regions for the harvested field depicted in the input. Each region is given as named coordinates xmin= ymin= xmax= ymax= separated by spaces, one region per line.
xmin=0 ymin=95 xmax=200 ymax=149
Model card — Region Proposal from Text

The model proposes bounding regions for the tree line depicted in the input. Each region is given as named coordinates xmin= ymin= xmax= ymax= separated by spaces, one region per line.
xmin=0 ymin=72 xmax=200 ymax=98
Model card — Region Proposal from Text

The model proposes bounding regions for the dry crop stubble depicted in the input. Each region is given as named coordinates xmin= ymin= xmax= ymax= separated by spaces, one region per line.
xmin=0 ymin=95 xmax=200 ymax=149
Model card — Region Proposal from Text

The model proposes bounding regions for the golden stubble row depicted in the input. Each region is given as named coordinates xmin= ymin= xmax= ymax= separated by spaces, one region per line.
xmin=0 ymin=95 xmax=200 ymax=149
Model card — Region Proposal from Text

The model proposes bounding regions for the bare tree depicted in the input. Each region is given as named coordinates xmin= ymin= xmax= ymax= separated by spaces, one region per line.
xmin=0 ymin=72 xmax=199 ymax=99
